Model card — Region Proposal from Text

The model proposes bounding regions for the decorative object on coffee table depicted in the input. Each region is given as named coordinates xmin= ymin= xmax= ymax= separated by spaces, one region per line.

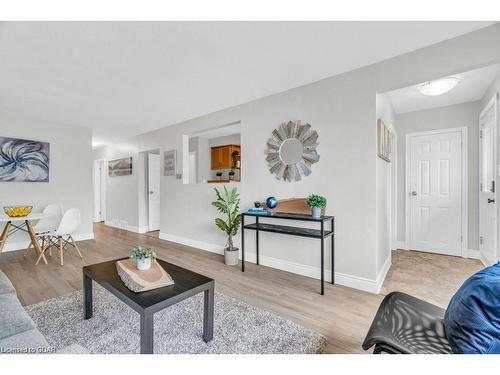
xmin=83 ymin=258 xmax=214 ymax=354
xmin=266 ymin=120 xmax=320 ymax=181
xmin=306 ymin=194 xmax=327 ymax=219
xmin=130 ymin=246 xmax=157 ymax=271
xmin=116 ymin=259 xmax=174 ymax=292
xmin=212 ymin=186 xmax=241 ymax=266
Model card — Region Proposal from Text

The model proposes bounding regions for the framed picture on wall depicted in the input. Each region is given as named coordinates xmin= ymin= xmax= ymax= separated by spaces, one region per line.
xmin=163 ymin=150 xmax=176 ymax=176
xmin=108 ymin=157 xmax=133 ymax=177
xmin=0 ymin=136 xmax=50 ymax=182
xmin=377 ymin=119 xmax=392 ymax=162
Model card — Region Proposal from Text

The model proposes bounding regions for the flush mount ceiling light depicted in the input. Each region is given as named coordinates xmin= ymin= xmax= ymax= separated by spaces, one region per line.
xmin=419 ymin=77 xmax=460 ymax=96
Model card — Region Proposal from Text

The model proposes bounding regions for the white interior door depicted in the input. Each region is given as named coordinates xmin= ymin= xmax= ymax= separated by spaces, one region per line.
xmin=148 ymin=153 xmax=160 ymax=231
xmin=189 ymin=151 xmax=197 ymax=184
xmin=93 ymin=160 xmax=104 ymax=222
xmin=479 ymin=97 xmax=497 ymax=265
xmin=409 ymin=130 xmax=463 ymax=256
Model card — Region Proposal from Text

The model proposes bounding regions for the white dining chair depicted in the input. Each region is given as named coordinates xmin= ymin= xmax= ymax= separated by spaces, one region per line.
xmin=36 ymin=208 xmax=82 ymax=266
xmin=26 ymin=203 xmax=63 ymax=258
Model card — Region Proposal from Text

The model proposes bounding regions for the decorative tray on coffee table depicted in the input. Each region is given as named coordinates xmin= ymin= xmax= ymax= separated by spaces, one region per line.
xmin=116 ymin=259 xmax=174 ymax=292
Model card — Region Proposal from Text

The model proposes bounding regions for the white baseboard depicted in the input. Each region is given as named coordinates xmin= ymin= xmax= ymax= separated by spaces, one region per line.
xmin=467 ymin=249 xmax=481 ymax=260
xmin=104 ymin=220 xmax=147 ymax=234
xmin=376 ymin=255 xmax=392 ymax=294
xmin=159 ymin=232 xmax=382 ymax=294
xmin=159 ymin=232 xmax=224 ymax=253
xmin=1 ymin=232 xmax=94 ymax=252
xmin=394 ymin=241 xmax=408 ymax=250
xmin=480 ymin=251 xmax=496 ymax=267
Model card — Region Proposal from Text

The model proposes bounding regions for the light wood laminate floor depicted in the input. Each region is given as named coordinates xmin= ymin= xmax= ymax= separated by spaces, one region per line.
xmin=0 ymin=223 xmax=482 ymax=353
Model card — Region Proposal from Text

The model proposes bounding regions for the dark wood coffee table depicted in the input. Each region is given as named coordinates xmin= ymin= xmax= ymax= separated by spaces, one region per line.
xmin=83 ymin=258 xmax=215 ymax=354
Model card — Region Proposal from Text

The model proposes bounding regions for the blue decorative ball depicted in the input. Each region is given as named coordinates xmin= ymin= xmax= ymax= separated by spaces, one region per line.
xmin=266 ymin=196 xmax=278 ymax=209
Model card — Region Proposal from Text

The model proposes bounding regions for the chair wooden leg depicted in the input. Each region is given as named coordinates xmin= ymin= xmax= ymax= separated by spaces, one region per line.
xmin=0 ymin=221 xmax=11 ymax=253
xmin=58 ymin=237 xmax=64 ymax=266
xmin=26 ymin=220 xmax=47 ymax=265
xmin=70 ymin=235 xmax=83 ymax=259
xmin=35 ymin=239 xmax=50 ymax=266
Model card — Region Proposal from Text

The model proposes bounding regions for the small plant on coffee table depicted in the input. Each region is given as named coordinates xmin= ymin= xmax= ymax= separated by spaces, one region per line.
xmin=130 ymin=246 xmax=157 ymax=261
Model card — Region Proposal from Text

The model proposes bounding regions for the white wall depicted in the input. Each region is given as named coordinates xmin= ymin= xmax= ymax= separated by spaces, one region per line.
xmin=375 ymin=93 xmax=396 ymax=284
xmin=95 ymin=25 xmax=500 ymax=293
xmin=394 ymin=102 xmax=480 ymax=251
xmin=1 ymin=116 xmax=94 ymax=250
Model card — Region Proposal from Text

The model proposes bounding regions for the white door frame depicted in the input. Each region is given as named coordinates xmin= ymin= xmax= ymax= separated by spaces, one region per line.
xmin=93 ymin=159 xmax=106 ymax=222
xmin=147 ymin=153 xmax=161 ymax=232
xmin=479 ymin=93 xmax=499 ymax=265
xmin=391 ymin=130 xmax=398 ymax=250
xmin=405 ymin=127 xmax=468 ymax=257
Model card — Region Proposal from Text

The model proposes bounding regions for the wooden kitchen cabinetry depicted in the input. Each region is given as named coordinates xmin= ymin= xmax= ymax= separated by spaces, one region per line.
xmin=211 ymin=144 xmax=240 ymax=170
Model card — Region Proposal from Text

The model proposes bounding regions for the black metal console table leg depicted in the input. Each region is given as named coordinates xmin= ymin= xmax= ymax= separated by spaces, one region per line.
xmin=320 ymin=221 xmax=324 ymax=295
xmin=241 ymin=215 xmax=245 ymax=272
xmin=140 ymin=312 xmax=154 ymax=354
xmin=331 ymin=217 xmax=335 ymax=285
xmin=83 ymin=274 xmax=93 ymax=319
xmin=203 ymin=282 xmax=215 ymax=343
xmin=256 ymin=216 xmax=260 ymax=265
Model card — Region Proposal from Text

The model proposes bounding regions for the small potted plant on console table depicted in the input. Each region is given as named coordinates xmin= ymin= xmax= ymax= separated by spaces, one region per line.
xmin=306 ymin=194 xmax=327 ymax=219
xmin=130 ymin=246 xmax=157 ymax=271
xmin=212 ymin=186 xmax=241 ymax=266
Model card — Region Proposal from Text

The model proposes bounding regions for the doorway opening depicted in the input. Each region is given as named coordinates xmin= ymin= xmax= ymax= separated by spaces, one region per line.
xmin=382 ymin=63 xmax=500 ymax=262
xmin=93 ymin=159 xmax=106 ymax=222
xmin=139 ymin=149 xmax=161 ymax=233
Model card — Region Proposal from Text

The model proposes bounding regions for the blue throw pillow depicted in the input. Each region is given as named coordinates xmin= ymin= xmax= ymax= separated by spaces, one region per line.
xmin=444 ymin=262 xmax=500 ymax=354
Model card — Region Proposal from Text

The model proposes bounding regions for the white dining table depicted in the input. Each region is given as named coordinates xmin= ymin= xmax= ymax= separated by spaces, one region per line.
xmin=0 ymin=212 xmax=53 ymax=264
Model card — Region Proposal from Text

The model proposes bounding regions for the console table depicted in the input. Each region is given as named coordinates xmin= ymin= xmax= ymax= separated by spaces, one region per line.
xmin=240 ymin=212 xmax=334 ymax=295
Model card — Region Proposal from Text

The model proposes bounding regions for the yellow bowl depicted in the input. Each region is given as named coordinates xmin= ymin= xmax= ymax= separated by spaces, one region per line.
xmin=4 ymin=206 xmax=33 ymax=217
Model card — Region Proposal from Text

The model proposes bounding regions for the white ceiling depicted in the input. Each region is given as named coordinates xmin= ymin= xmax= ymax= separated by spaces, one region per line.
xmin=387 ymin=64 xmax=500 ymax=114
xmin=0 ymin=22 xmax=495 ymax=144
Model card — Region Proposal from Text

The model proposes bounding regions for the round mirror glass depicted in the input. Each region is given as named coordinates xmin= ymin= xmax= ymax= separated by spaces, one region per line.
xmin=279 ymin=138 xmax=303 ymax=165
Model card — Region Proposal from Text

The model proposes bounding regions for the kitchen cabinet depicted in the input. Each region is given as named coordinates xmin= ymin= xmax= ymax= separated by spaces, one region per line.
xmin=211 ymin=145 xmax=240 ymax=170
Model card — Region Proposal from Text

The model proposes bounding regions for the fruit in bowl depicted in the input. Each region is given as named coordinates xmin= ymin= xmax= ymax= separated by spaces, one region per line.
xmin=4 ymin=206 xmax=33 ymax=217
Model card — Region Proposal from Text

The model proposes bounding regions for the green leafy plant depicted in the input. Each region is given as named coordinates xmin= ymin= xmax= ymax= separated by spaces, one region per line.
xmin=306 ymin=194 xmax=327 ymax=208
xmin=212 ymin=186 xmax=241 ymax=251
xmin=130 ymin=246 xmax=157 ymax=260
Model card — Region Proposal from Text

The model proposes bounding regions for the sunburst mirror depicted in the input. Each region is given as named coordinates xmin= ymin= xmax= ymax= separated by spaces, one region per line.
xmin=266 ymin=120 xmax=320 ymax=181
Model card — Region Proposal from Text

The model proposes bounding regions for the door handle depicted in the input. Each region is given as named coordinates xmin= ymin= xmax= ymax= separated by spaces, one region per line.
xmin=149 ymin=191 xmax=154 ymax=195
xmin=411 ymin=191 xmax=417 ymax=196
xmin=488 ymin=198 xmax=495 ymax=204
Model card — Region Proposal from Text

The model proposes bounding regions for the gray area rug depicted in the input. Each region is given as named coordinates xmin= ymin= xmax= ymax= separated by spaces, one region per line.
xmin=26 ymin=287 xmax=326 ymax=354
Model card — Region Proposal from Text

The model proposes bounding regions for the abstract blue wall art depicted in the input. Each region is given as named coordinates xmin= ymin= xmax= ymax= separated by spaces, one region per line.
xmin=0 ymin=136 xmax=50 ymax=182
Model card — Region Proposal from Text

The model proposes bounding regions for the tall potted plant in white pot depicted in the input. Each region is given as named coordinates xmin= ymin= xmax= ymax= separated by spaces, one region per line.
xmin=212 ymin=186 xmax=241 ymax=266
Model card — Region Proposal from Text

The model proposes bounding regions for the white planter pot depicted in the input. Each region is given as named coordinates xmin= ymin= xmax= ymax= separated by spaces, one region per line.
xmin=136 ymin=258 xmax=152 ymax=271
xmin=311 ymin=206 xmax=322 ymax=218
xmin=224 ymin=247 xmax=239 ymax=266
